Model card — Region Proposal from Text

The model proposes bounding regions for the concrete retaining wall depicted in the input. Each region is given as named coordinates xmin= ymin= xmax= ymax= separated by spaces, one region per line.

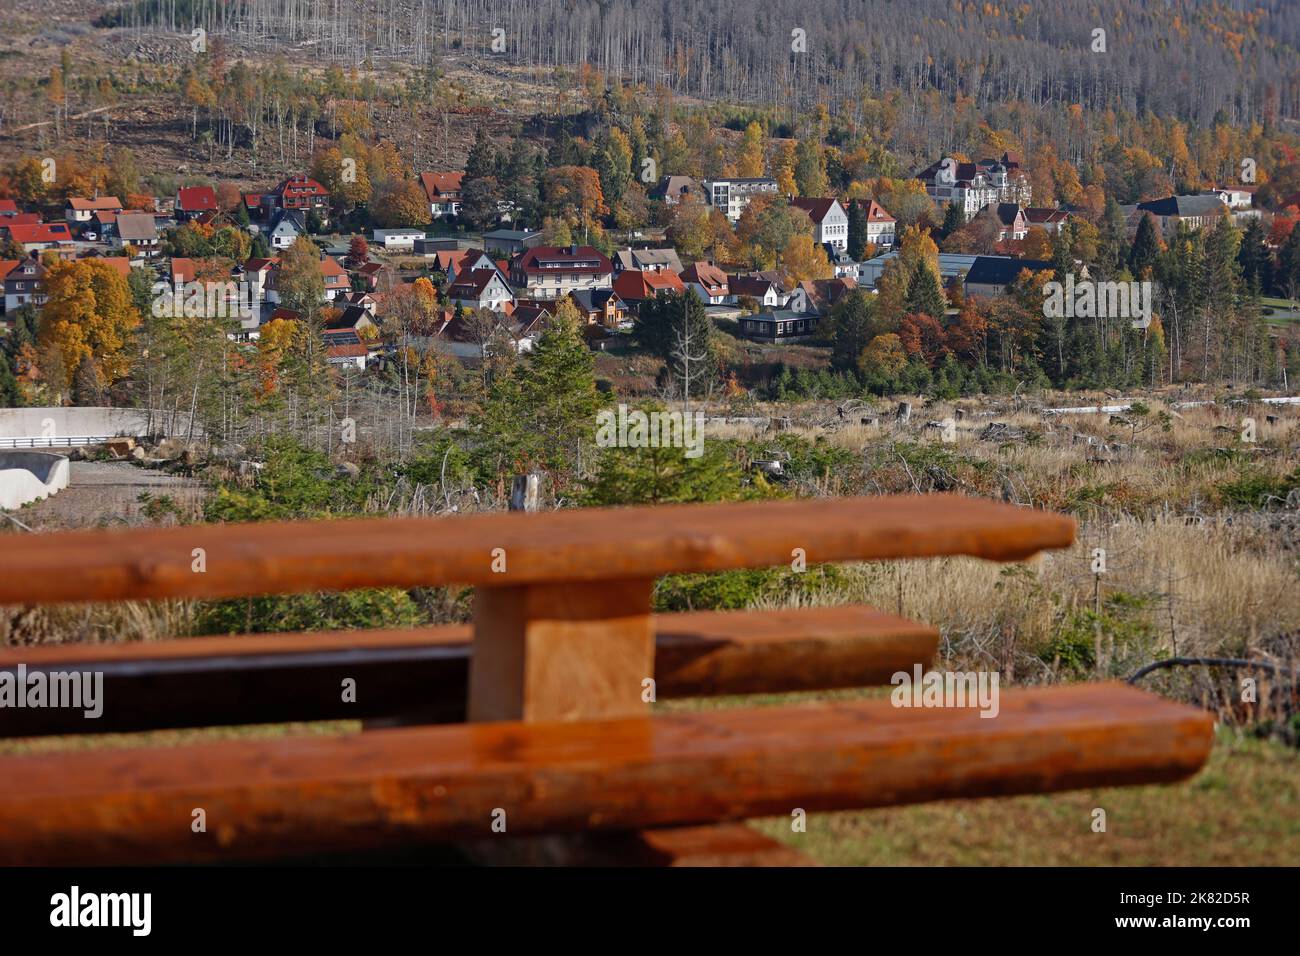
xmin=0 ymin=407 xmax=199 ymax=446
xmin=0 ymin=451 xmax=70 ymax=510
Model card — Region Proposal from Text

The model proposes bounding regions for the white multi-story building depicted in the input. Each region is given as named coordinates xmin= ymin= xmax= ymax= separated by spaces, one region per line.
xmin=703 ymin=177 xmax=778 ymax=223
xmin=790 ymin=198 xmax=849 ymax=251
xmin=916 ymin=153 xmax=1031 ymax=218
xmin=509 ymin=245 xmax=613 ymax=300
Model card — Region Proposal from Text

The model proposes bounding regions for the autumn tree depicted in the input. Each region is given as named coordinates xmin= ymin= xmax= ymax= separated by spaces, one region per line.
xmin=372 ymin=177 xmax=429 ymax=228
xmin=38 ymin=259 xmax=139 ymax=391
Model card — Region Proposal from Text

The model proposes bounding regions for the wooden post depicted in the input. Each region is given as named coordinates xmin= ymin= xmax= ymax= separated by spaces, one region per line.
xmin=468 ymin=577 xmax=656 ymax=723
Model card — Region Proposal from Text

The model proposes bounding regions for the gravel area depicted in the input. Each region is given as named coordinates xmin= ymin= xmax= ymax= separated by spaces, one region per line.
xmin=7 ymin=460 xmax=206 ymax=531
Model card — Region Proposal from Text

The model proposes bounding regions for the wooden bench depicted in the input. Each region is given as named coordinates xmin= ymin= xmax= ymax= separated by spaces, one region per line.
xmin=0 ymin=494 xmax=1214 ymax=865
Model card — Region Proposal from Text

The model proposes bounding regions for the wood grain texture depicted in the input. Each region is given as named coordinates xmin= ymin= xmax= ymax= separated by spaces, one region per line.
xmin=0 ymin=495 xmax=1076 ymax=604
xmin=0 ymin=683 xmax=1212 ymax=865
xmin=0 ymin=606 xmax=937 ymax=735
xmin=468 ymin=578 xmax=655 ymax=722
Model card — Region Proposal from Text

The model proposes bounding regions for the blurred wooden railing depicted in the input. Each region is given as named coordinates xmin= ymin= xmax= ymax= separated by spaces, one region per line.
xmin=0 ymin=495 xmax=1213 ymax=866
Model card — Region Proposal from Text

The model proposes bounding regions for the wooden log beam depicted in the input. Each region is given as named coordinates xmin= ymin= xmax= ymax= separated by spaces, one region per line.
xmin=0 ymin=684 xmax=1212 ymax=865
xmin=0 ymin=606 xmax=937 ymax=736
xmin=0 ymin=495 xmax=1076 ymax=605
xmin=468 ymin=578 xmax=656 ymax=722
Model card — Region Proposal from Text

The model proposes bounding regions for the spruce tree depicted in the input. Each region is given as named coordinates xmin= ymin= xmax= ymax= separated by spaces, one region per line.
xmin=939 ymin=201 xmax=965 ymax=240
xmin=847 ymin=200 xmax=867 ymax=260
xmin=904 ymin=261 xmax=946 ymax=319
xmin=1128 ymin=213 xmax=1160 ymax=277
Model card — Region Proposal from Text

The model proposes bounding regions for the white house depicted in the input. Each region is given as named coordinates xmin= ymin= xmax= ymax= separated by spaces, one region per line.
xmin=860 ymin=200 xmax=897 ymax=249
xmin=915 ymin=153 xmax=1031 ymax=217
xmin=266 ymin=209 xmax=306 ymax=250
xmin=448 ymin=268 xmax=515 ymax=313
xmin=680 ymin=261 xmax=730 ymax=305
xmin=509 ymin=245 xmax=613 ymax=300
xmin=790 ymin=198 xmax=849 ymax=251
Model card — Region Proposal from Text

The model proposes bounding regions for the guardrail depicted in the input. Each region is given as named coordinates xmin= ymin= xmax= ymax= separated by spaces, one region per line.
xmin=0 ymin=435 xmax=117 ymax=449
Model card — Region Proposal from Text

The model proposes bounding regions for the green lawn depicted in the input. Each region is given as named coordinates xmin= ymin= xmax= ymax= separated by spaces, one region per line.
xmin=747 ymin=729 xmax=1298 ymax=866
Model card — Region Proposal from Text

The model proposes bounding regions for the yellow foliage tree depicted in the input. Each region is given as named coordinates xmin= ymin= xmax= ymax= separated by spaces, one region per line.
xmin=38 ymin=259 xmax=139 ymax=389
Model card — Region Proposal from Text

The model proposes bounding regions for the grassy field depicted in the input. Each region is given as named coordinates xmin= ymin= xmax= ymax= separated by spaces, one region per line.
xmin=748 ymin=730 xmax=1298 ymax=866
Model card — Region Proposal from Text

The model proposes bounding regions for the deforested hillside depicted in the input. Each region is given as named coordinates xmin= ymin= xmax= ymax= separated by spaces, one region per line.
xmin=95 ymin=0 xmax=1300 ymax=126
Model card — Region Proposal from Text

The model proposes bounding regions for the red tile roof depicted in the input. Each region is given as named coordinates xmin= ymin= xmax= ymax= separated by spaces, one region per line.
xmin=270 ymin=175 xmax=330 ymax=204
xmin=327 ymin=343 xmax=369 ymax=359
xmin=681 ymin=261 xmax=729 ymax=293
xmin=0 ymin=200 xmax=18 ymax=215
xmin=177 ymin=186 xmax=218 ymax=212
xmin=67 ymin=196 xmax=123 ymax=211
xmin=420 ymin=172 xmax=464 ymax=202
xmin=612 ymin=269 xmax=685 ymax=300
xmin=515 ymin=245 xmax=613 ymax=276
xmin=790 ymin=197 xmax=839 ymax=223
xmin=861 ymin=199 xmax=896 ymax=223
xmin=5 ymin=222 xmax=72 ymax=244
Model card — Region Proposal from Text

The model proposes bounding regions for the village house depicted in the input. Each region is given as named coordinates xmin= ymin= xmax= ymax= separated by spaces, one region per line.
xmin=65 ymin=196 xmax=123 ymax=225
xmin=794 ymin=276 xmax=857 ymax=317
xmin=992 ymin=203 xmax=1029 ymax=242
xmin=858 ymin=199 xmax=897 ymax=250
xmin=0 ymin=200 xmax=19 ymax=217
xmin=962 ymin=256 xmax=1054 ymax=298
xmin=680 ymin=261 xmax=729 ymax=305
xmin=434 ymin=249 xmax=499 ymax=286
xmin=3 ymin=256 xmax=46 ymax=312
xmin=3 ymin=222 xmax=76 ymax=258
xmin=326 ymin=342 xmax=369 ymax=369
xmin=790 ymin=198 xmax=850 ymax=252
xmin=649 ymin=175 xmax=699 ymax=205
xmin=740 ymin=310 xmax=817 ymax=342
xmin=614 ymin=248 xmax=683 ymax=274
xmin=703 ymin=177 xmax=779 ymax=223
xmin=1025 ymin=207 xmax=1070 ymax=234
xmin=916 ymin=153 xmax=1032 ymax=216
xmin=568 ymin=289 xmax=629 ymax=329
xmin=263 ymin=175 xmax=330 ymax=222
xmin=324 ymin=304 xmax=377 ymax=336
xmin=728 ymin=274 xmax=785 ymax=309
xmin=1206 ymin=185 xmax=1256 ymax=211
xmin=115 ymin=213 xmax=161 ymax=257
xmin=448 ymin=268 xmax=515 ymax=313
xmin=352 ymin=261 xmax=386 ymax=292
xmin=1131 ymin=195 xmax=1232 ymax=236
xmin=510 ymin=245 xmax=613 ymax=300
xmin=242 ymin=257 xmax=276 ymax=307
xmin=266 ymin=209 xmax=307 ymax=250
xmin=175 ymin=186 xmax=218 ymax=221
xmin=338 ymin=290 xmax=378 ymax=315
xmin=264 ymin=255 xmax=350 ymax=304
xmin=420 ymin=172 xmax=464 ymax=219
xmin=612 ymin=268 xmax=686 ymax=305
